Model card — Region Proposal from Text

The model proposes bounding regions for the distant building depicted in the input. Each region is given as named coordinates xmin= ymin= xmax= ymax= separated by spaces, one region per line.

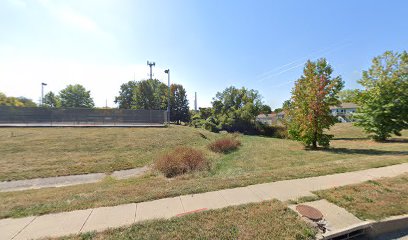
xmin=257 ymin=102 xmax=358 ymax=125
xmin=330 ymin=102 xmax=358 ymax=122
xmin=256 ymin=112 xmax=285 ymax=125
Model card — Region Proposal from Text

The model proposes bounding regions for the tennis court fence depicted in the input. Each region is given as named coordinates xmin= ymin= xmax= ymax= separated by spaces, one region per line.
xmin=0 ymin=106 xmax=167 ymax=126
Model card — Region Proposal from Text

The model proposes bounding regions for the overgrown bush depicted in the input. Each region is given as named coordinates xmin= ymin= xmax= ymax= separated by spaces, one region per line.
xmin=255 ymin=122 xmax=288 ymax=138
xmin=272 ymin=125 xmax=288 ymax=138
xmin=208 ymin=136 xmax=241 ymax=153
xmin=155 ymin=147 xmax=209 ymax=178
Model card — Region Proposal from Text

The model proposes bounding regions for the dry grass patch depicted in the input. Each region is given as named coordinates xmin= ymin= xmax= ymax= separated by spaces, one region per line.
xmin=154 ymin=147 xmax=209 ymax=178
xmin=208 ymin=135 xmax=241 ymax=153
xmin=0 ymin=126 xmax=216 ymax=181
xmin=315 ymin=173 xmax=408 ymax=220
xmin=59 ymin=200 xmax=316 ymax=240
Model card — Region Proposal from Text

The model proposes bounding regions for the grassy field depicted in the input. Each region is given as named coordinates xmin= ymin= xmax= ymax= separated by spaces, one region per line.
xmin=0 ymin=123 xmax=407 ymax=218
xmin=0 ymin=126 xmax=218 ymax=181
xmin=58 ymin=200 xmax=315 ymax=240
xmin=315 ymin=173 xmax=408 ymax=220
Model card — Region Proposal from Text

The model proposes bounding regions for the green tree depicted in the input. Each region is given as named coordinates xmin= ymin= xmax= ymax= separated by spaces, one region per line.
xmin=59 ymin=84 xmax=95 ymax=108
xmin=274 ymin=108 xmax=283 ymax=113
xmin=337 ymin=89 xmax=360 ymax=103
xmin=260 ymin=104 xmax=272 ymax=114
xmin=170 ymin=84 xmax=190 ymax=124
xmin=114 ymin=81 xmax=138 ymax=109
xmin=190 ymin=107 xmax=213 ymax=129
xmin=16 ymin=97 xmax=37 ymax=107
xmin=354 ymin=51 xmax=408 ymax=141
xmin=282 ymin=99 xmax=292 ymax=110
xmin=211 ymin=86 xmax=263 ymax=132
xmin=132 ymin=79 xmax=167 ymax=110
xmin=287 ymin=58 xmax=344 ymax=149
xmin=43 ymin=91 xmax=61 ymax=108
xmin=0 ymin=92 xmax=24 ymax=107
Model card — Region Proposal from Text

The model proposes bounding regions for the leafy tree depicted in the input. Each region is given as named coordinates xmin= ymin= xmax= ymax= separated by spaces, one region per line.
xmin=0 ymin=92 xmax=6 ymax=102
xmin=354 ymin=51 xmax=408 ymax=141
xmin=211 ymin=86 xmax=263 ymax=132
xmin=287 ymin=58 xmax=344 ymax=149
xmin=282 ymin=99 xmax=292 ymax=110
xmin=59 ymin=84 xmax=95 ymax=108
xmin=274 ymin=108 xmax=283 ymax=113
xmin=0 ymin=92 xmax=35 ymax=107
xmin=43 ymin=91 xmax=61 ymax=108
xmin=115 ymin=81 xmax=138 ymax=109
xmin=190 ymin=107 xmax=213 ymax=129
xmin=132 ymin=79 xmax=167 ymax=110
xmin=170 ymin=84 xmax=190 ymax=124
xmin=337 ymin=89 xmax=360 ymax=103
xmin=260 ymin=104 xmax=272 ymax=114
xmin=16 ymin=97 xmax=37 ymax=107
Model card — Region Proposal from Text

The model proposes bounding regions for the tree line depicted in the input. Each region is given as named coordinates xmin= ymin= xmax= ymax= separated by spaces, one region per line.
xmin=1 ymin=80 xmax=191 ymax=124
xmin=114 ymin=79 xmax=190 ymax=124
xmin=1 ymin=50 xmax=406 ymax=143
xmin=190 ymin=50 xmax=407 ymax=147
xmin=0 ymin=92 xmax=37 ymax=107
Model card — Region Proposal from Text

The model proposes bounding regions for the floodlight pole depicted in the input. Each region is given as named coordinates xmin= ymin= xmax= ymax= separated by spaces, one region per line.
xmin=147 ymin=61 xmax=155 ymax=80
xmin=41 ymin=82 xmax=47 ymax=106
xmin=164 ymin=69 xmax=170 ymax=123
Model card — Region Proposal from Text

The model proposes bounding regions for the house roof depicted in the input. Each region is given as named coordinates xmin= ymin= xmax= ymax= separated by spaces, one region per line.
xmin=257 ymin=113 xmax=275 ymax=118
xmin=330 ymin=102 xmax=358 ymax=110
xmin=257 ymin=112 xmax=285 ymax=119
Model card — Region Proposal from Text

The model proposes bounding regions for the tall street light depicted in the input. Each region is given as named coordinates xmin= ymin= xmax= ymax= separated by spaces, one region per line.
xmin=41 ymin=82 xmax=47 ymax=106
xmin=164 ymin=69 xmax=170 ymax=123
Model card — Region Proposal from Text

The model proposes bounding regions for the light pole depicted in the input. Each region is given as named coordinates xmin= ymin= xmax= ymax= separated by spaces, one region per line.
xmin=41 ymin=82 xmax=47 ymax=106
xmin=164 ymin=69 xmax=170 ymax=123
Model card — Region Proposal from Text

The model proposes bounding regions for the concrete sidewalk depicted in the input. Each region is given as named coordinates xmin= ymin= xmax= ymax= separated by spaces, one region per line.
xmin=0 ymin=166 xmax=149 ymax=192
xmin=1 ymin=163 xmax=408 ymax=240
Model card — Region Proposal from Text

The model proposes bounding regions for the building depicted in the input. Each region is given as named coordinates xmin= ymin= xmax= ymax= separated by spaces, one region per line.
xmin=330 ymin=102 xmax=358 ymax=122
xmin=256 ymin=112 xmax=285 ymax=125
xmin=256 ymin=102 xmax=358 ymax=125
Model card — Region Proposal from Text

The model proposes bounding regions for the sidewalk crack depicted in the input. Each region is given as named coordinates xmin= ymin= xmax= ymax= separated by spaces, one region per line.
xmin=11 ymin=216 xmax=37 ymax=240
xmin=179 ymin=196 xmax=185 ymax=212
xmin=247 ymin=186 xmax=264 ymax=201
xmin=134 ymin=203 xmax=138 ymax=223
xmin=79 ymin=209 xmax=93 ymax=233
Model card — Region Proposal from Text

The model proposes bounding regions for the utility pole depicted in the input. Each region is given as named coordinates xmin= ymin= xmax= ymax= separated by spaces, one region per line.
xmin=41 ymin=82 xmax=47 ymax=106
xmin=164 ymin=69 xmax=170 ymax=123
xmin=194 ymin=92 xmax=197 ymax=112
xmin=147 ymin=61 xmax=155 ymax=80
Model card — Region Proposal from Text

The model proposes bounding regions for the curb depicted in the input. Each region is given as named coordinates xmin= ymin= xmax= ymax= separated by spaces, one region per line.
xmin=321 ymin=214 xmax=408 ymax=240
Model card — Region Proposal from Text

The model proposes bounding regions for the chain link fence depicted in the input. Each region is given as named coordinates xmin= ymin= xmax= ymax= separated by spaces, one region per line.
xmin=0 ymin=106 xmax=167 ymax=126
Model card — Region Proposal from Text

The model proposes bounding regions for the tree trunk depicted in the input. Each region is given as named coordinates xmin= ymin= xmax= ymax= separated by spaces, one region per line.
xmin=312 ymin=130 xmax=318 ymax=149
xmin=312 ymin=113 xmax=318 ymax=149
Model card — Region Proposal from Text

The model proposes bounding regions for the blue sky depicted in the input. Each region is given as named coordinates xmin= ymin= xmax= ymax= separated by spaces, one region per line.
xmin=1 ymin=0 xmax=407 ymax=109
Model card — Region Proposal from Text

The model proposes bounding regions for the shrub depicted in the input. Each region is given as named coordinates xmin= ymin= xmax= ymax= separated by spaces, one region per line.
xmin=208 ymin=136 xmax=241 ymax=153
xmin=255 ymin=122 xmax=288 ymax=138
xmin=273 ymin=125 xmax=288 ymax=139
xmin=155 ymin=147 xmax=209 ymax=178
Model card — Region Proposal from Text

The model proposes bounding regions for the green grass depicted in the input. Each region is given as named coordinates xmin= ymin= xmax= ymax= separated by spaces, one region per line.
xmin=315 ymin=173 xmax=408 ymax=220
xmin=0 ymin=126 xmax=218 ymax=181
xmin=0 ymin=123 xmax=407 ymax=219
xmin=57 ymin=200 xmax=316 ymax=240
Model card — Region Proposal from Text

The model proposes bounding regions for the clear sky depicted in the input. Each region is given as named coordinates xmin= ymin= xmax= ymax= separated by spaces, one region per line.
xmin=1 ymin=0 xmax=407 ymax=109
